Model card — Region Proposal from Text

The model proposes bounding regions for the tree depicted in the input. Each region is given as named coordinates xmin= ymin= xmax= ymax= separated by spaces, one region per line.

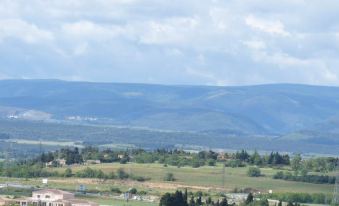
xmin=184 ymin=189 xmax=188 ymax=203
xmin=291 ymin=154 xmax=302 ymax=175
xmin=215 ymin=200 xmax=220 ymax=206
xmin=220 ymin=197 xmax=228 ymax=206
xmin=250 ymin=150 xmax=262 ymax=165
xmin=160 ymin=193 xmax=172 ymax=206
xmin=287 ymin=201 xmax=294 ymax=206
xmin=235 ymin=150 xmax=250 ymax=162
xmin=159 ymin=190 xmax=188 ymax=206
xmin=196 ymin=194 xmax=202 ymax=206
xmin=245 ymin=193 xmax=254 ymax=205
xmin=189 ymin=196 xmax=196 ymax=206
xmin=206 ymin=197 xmax=212 ymax=205
xmin=247 ymin=167 xmax=261 ymax=177
xmin=278 ymin=200 xmax=282 ymax=206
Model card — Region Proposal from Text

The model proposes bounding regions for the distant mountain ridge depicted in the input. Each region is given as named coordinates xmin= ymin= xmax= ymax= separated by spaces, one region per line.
xmin=0 ymin=79 xmax=338 ymax=154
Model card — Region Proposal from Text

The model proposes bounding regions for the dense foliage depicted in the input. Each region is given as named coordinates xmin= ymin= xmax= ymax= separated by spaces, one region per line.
xmin=273 ymin=171 xmax=336 ymax=184
xmin=159 ymin=190 xmax=229 ymax=206
xmin=261 ymin=192 xmax=333 ymax=204
xmin=233 ymin=150 xmax=290 ymax=166
xmin=0 ymin=161 xmax=148 ymax=181
xmin=35 ymin=147 xmax=219 ymax=168
xmin=247 ymin=167 xmax=261 ymax=177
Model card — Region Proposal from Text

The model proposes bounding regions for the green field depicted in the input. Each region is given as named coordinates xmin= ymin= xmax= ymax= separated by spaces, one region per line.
xmin=0 ymin=162 xmax=334 ymax=206
xmin=46 ymin=163 xmax=333 ymax=194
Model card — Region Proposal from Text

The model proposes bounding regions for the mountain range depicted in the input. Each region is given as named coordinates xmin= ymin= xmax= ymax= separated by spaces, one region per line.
xmin=0 ymin=79 xmax=338 ymax=154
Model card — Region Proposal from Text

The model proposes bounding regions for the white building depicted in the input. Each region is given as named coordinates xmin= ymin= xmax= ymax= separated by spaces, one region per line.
xmin=16 ymin=189 xmax=98 ymax=206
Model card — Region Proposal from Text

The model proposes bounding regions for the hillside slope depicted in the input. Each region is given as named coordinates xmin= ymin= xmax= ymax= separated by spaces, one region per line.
xmin=0 ymin=79 xmax=338 ymax=154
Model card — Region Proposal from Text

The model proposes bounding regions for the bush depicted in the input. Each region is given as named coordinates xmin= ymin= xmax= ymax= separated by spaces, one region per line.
xmin=131 ymin=175 xmax=150 ymax=182
xmin=110 ymin=187 xmax=121 ymax=193
xmin=116 ymin=168 xmax=129 ymax=179
xmin=226 ymin=159 xmax=245 ymax=168
xmin=64 ymin=168 xmax=73 ymax=177
xmin=192 ymin=160 xmax=201 ymax=168
xmin=129 ymin=188 xmax=137 ymax=194
xmin=207 ymin=159 xmax=216 ymax=166
xmin=164 ymin=172 xmax=175 ymax=181
xmin=138 ymin=190 xmax=147 ymax=195
xmin=247 ymin=167 xmax=261 ymax=177
xmin=119 ymin=158 xmax=128 ymax=164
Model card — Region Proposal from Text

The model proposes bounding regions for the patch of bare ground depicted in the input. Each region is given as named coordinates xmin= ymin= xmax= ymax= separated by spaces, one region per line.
xmin=48 ymin=178 xmax=224 ymax=192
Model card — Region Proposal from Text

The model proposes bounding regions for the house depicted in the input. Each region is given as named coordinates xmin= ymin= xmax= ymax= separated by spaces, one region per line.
xmin=0 ymin=197 xmax=13 ymax=206
xmin=45 ymin=161 xmax=56 ymax=167
xmin=46 ymin=159 xmax=67 ymax=167
xmin=15 ymin=189 xmax=98 ymax=206
xmin=56 ymin=159 xmax=67 ymax=167
xmin=217 ymin=152 xmax=228 ymax=161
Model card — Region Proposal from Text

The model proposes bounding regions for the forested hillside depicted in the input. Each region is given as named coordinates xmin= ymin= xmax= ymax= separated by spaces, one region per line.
xmin=0 ymin=79 xmax=338 ymax=154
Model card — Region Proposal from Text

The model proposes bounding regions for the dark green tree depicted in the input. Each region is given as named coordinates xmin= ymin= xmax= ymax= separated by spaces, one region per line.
xmin=245 ymin=193 xmax=254 ymax=205
xmin=220 ymin=197 xmax=228 ymax=206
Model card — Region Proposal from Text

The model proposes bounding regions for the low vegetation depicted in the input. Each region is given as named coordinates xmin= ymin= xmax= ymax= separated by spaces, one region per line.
xmin=273 ymin=171 xmax=336 ymax=184
xmin=247 ymin=167 xmax=261 ymax=177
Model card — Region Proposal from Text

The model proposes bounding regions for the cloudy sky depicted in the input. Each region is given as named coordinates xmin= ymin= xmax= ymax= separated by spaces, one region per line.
xmin=0 ymin=0 xmax=339 ymax=86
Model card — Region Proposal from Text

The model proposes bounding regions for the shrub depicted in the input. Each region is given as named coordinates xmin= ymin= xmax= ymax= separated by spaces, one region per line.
xmin=131 ymin=175 xmax=150 ymax=182
xmin=116 ymin=168 xmax=129 ymax=179
xmin=63 ymin=168 xmax=73 ymax=177
xmin=226 ymin=159 xmax=245 ymax=168
xmin=207 ymin=159 xmax=216 ymax=166
xmin=164 ymin=172 xmax=175 ymax=181
xmin=129 ymin=188 xmax=137 ymax=194
xmin=138 ymin=190 xmax=147 ymax=195
xmin=119 ymin=158 xmax=128 ymax=164
xmin=110 ymin=187 xmax=121 ymax=193
xmin=247 ymin=167 xmax=261 ymax=177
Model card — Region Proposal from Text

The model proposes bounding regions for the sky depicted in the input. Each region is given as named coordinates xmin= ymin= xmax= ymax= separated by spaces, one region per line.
xmin=0 ymin=0 xmax=339 ymax=86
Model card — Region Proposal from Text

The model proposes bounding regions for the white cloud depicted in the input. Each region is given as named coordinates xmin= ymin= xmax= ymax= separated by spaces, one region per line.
xmin=0 ymin=0 xmax=339 ymax=86
xmin=245 ymin=15 xmax=290 ymax=36
xmin=0 ymin=19 xmax=54 ymax=43
xmin=139 ymin=17 xmax=199 ymax=45
xmin=243 ymin=40 xmax=266 ymax=50
xmin=323 ymin=68 xmax=338 ymax=82
xmin=61 ymin=21 xmax=124 ymax=41
xmin=185 ymin=67 xmax=230 ymax=86
xmin=73 ymin=42 xmax=89 ymax=56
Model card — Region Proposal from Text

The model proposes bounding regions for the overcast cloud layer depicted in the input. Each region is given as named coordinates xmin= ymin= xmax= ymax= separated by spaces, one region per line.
xmin=0 ymin=0 xmax=339 ymax=86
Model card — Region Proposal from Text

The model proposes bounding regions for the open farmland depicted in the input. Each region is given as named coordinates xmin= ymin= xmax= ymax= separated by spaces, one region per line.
xmin=46 ymin=163 xmax=333 ymax=195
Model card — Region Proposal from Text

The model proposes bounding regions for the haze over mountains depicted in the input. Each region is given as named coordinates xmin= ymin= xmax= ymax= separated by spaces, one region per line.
xmin=0 ymin=79 xmax=338 ymax=154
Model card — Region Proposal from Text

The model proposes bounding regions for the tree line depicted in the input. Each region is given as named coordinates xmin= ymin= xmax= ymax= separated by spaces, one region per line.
xmin=273 ymin=171 xmax=336 ymax=184
xmin=159 ymin=190 xmax=230 ymax=206
xmin=0 ymin=161 xmax=148 ymax=181
xmin=35 ymin=147 xmax=337 ymax=172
